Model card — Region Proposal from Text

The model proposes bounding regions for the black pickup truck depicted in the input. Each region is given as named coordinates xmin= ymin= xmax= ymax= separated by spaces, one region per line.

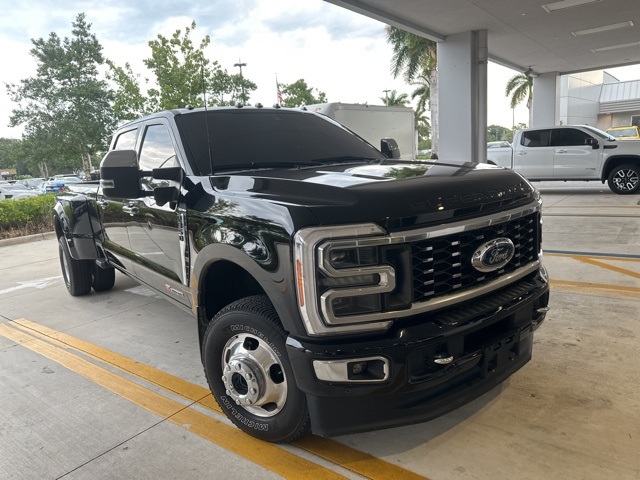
xmin=53 ymin=106 xmax=549 ymax=442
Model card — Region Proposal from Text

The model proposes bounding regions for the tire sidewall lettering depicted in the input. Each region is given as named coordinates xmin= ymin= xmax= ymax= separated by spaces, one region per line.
xmin=228 ymin=323 xmax=282 ymax=358
xmin=219 ymin=395 xmax=269 ymax=431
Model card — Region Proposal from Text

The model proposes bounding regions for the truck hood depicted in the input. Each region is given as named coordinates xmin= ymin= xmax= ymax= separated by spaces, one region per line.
xmin=210 ymin=161 xmax=537 ymax=229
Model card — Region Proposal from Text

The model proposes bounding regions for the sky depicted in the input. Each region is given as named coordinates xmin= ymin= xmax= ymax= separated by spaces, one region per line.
xmin=1 ymin=0 xmax=640 ymax=140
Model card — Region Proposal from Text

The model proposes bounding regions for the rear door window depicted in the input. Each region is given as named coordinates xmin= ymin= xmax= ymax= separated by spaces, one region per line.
xmin=521 ymin=130 xmax=552 ymax=147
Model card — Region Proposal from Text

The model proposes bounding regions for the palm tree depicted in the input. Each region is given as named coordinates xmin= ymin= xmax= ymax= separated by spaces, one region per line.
xmin=380 ymin=89 xmax=409 ymax=106
xmin=410 ymin=73 xmax=430 ymax=115
xmin=505 ymin=74 xmax=533 ymax=127
xmin=386 ymin=26 xmax=439 ymax=156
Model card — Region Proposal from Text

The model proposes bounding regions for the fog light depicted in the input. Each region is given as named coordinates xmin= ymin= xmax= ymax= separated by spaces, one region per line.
xmin=313 ymin=356 xmax=389 ymax=383
xmin=351 ymin=361 xmax=367 ymax=375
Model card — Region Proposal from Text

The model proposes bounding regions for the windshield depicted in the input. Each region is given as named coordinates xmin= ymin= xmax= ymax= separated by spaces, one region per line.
xmin=582 ymin=125 xmax=616 ymax=141
xmin=176 ymin=109 xmax=386 ymax=175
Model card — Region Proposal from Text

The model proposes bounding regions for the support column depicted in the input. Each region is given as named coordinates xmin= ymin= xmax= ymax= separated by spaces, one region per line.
xmin=437 ymin=30 xmax=488 ymax=164
xmin=531 ymin=73 xmax=560 ymax=127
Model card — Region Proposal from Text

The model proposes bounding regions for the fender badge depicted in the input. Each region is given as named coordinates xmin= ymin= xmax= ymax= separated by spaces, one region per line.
xmin=472 ymin=237 xmax=515 ymax=273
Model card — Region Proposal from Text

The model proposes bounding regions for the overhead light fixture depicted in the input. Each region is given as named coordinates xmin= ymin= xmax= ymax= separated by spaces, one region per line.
xmin=591 ymin=41 xmax=640 ymax=53
xmin=542 ymin=0 xmax=602 ymax=13
xmin=572 ymin=21 xmax=634 ymax=36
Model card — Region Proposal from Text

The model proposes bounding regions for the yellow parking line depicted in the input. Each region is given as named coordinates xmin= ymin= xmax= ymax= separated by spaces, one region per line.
xmin=10 ymin=319 xmax=429 ymax=480
xmin=550 ymin=279 xmax=640 ymax=298
xmin=545 ymin=252 xmax=640 ymax=262
xmin=0 ymin=323 xmax=346 ymax=480
xmin=570 ymin=256 xmax=640 ymax=280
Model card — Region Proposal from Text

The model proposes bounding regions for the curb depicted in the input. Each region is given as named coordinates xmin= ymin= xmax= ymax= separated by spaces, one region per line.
xmin=0 ymin=231 xmax=57 ymax=247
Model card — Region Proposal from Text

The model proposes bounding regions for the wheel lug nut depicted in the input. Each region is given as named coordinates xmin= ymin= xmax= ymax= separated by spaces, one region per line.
xmin=245 ymin=373 xmax=253 ymax=380
xmin=249 ymin=388 xmax=257 ymax=395
xmin=235 ymin=363 xmax=242 ymax=371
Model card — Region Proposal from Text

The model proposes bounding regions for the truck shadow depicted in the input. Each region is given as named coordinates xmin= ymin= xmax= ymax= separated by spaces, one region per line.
xmin=334 ymin=382 xmax=507 ymax=453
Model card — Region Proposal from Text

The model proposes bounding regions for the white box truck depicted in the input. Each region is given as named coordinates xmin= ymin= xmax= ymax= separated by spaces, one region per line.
xmin=307 ymin=102 xmax=416 ymax=159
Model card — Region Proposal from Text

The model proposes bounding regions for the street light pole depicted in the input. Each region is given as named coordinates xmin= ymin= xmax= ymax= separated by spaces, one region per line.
xmin=234 ymin=58 xmax=247 ymax=103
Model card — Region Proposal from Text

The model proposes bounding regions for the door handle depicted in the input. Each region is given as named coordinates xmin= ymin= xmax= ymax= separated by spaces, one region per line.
xmin=557 ymin=149 xmax=568 ymax=154
xmin=516 ymin=151 xmax=526 ymax=156
xmin=122 ymin=205 xmax=139 ymax=215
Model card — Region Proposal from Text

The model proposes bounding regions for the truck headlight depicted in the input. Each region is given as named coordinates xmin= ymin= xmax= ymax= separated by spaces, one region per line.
xmin=294 ymin=224 xmax=407 ymax=336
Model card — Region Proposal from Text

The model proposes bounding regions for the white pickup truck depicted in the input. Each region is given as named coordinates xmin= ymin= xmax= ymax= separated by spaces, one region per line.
xmin=486 ymin=125 xmax=640 ymax=194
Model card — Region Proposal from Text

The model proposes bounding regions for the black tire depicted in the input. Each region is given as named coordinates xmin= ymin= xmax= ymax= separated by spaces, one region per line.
xmin=58 ymin=236 xmax=92 ymax=296
xmin=202 ymin=295 xmax=309 ymax=443
xmin=92 ymin=264 xmax=116 ymax=292
xmin=607 ymin=164 xmax=640 ymax=194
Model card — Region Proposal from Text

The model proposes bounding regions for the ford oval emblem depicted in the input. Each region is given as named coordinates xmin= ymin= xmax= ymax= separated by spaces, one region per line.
xmin=472 ymin=238 xmax=515 ymax=273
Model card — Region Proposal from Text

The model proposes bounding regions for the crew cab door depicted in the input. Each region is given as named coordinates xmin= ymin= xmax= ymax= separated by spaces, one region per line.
xmin=126 ymin=123 xmax=190 ymax=306
xmin=551 ymin=128 xmax=600 ymax=179
xmin=513 ymin=129 xmax=554 ymax=179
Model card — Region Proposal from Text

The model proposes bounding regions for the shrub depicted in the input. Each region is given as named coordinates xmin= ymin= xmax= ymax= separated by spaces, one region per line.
xmin=0 ymin=195 xmax=56 ymax=239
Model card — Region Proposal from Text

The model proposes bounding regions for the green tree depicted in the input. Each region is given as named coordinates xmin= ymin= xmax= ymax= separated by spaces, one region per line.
xmin=487 ymin=125 xmax=513 ymax=143
xmin=211 ymin=70 xmax=257 ymax=106
xmin=144 ymin=21 xmax=218 ymax=111
xmin=380 ymin=89 xmax=409 ymax=106
xmin=280 ymin=79 xmax=327 ymax=107
xmin=0 ymin=138 xmax=21 ymax=170
xmin=410 ymin=73 xmax=430 ymax=116
xmin=108 ymin=22 xmax=257 ymax=112
xmin=505 ymin=74 xmax=533 ymax=126
xmin=6 ymin=13 xmax=115 ymax=177
xmin=386 ymin=26 xmax=438 ymax=156
xmin=106 ymin=61 xmax=148 ymax=122
xmin=415 ymin=107 xmax=431 ymax=146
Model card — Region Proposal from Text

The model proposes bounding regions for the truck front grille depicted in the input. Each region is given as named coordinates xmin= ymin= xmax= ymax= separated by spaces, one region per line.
xmin=410 ymin=212 xmax=540 ymax=303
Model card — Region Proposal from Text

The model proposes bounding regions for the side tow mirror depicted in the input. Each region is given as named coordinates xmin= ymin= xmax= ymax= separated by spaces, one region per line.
xmin=381 ymin=138 xmax=401 ymax=159
xmin=100 ymin=150 xmax=143 ymax=198
xmin=586 ymin=138 xmax=600 ymax=149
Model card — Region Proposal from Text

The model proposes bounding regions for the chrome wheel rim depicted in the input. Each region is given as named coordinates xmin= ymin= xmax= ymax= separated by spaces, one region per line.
xmin=613 ymin=169 xmax=639 ymax=191
xmin=220 ymin=333 xmax=287 ymax=417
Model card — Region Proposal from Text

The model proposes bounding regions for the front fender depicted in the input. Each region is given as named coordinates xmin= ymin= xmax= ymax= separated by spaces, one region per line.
xmin=190 ymin=242 xmax=301 ymax=335
xmin=54 ymin=194 xmax=101 ymax=260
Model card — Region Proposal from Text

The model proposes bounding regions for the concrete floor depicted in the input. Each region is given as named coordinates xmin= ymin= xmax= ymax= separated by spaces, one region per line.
xmin=1 ymin=181 xmax=639 ymax=479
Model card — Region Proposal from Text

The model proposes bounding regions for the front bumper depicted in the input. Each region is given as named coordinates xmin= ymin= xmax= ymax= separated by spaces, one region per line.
xmin=286 ymin=268 xmax=549 ymax=437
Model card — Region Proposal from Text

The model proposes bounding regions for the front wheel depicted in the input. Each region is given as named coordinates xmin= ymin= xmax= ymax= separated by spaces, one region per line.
xmin=607 ymin=164 xmax=640 ymax=194
xmin=202 ymin=295 xmax=309 ymax=443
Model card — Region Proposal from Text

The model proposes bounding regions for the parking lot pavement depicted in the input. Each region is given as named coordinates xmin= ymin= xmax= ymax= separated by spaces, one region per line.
xmin=1 ymin=182 xmax=639 ymax=480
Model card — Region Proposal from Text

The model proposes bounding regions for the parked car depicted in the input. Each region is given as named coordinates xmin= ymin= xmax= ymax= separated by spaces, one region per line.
xmin=605 ymin=126 xmax=640 ymax=140
xmin=17 ymin=177 xmax=45 ymax=190
xmin=42 ymin=175 xmax=84 ymax=194
xmin=0 ymin=184 xmax=41 ymax=200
